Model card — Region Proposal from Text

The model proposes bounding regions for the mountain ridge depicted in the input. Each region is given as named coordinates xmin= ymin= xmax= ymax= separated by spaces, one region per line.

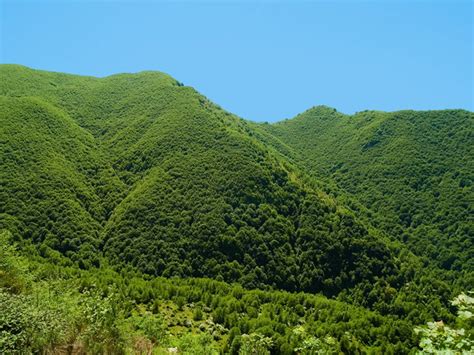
xmin=1 ymin=64 xmax=404 ymax=296
xmin=258 ymin=105 xmax=473 ymax=273
xmin=4 ymin=65 xmax=470 ymax=119
xmin=1 ymin=64 xmax=472 ymax=345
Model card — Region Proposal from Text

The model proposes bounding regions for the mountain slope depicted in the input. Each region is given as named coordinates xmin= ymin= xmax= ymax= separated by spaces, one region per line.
xmin=0 ymin=95 xmax=124 ymax=267
xmin=1 ymin=65 xmax=472 ymax=353
xmin=258 ymin=106 xmax=474 ymax=272
xmin=0 ymin=232 xmax=421 ymax=354
xmin=0 ymin=65 xmax=399 ymax=297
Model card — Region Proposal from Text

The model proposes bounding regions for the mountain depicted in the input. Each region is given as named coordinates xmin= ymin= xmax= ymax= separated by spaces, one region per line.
xmin=257 ymin=106 xmax=473 ymax=272
xmin=0 ymin=65 xmax=472 ymax=353
xmin=0 ymin=65 xmax=401 ymax=295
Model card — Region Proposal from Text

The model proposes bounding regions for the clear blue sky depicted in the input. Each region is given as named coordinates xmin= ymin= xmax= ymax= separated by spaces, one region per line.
xmin=1 ymin=0 xmax=472 ymax=121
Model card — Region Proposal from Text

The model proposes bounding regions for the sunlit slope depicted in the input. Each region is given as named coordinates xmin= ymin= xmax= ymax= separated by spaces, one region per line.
xmin=0 ymin=96 xmax=124 ymax=266
xmin=100 ymin=108 xmax=397 ymax=295
xmin=260 ymin=106 xmax=474 ymax=271
xmin=0 ymin=65 xmax=399 ymax=295
xmin=1 ymin=64 xmax=472 ymax=354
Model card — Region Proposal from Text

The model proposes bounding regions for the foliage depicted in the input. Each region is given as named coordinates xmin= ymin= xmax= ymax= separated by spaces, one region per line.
xmin=0 ymin=230 xmax=28 ymax=293
xmin=1 ymin=64 xmax=401 ymax=298
xmin=258 ymin=106 xmax=474 ymax=273
xmin=0 ymin=233 xmax=441 ymax=353
xmin=415 ymin=293 xmax=473 ymax=354
xmin=78 ymin=288 xmax=125 ymax=353
xmin=0 ymin=65 xmax=472 ymax=353
xmin=293 ymin=326 xmax=340 ymax=354
xmin=239 ymin=333 xmax=273 ymax=355
xmin=170 ymin=332 xmax=219 ymax=355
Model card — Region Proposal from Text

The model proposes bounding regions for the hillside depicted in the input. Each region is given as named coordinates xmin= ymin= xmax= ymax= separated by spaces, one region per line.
xmin=0 ymin=231 xmax=422 ymax=353
xmin=0 ymin=65 xmax=400 ymax=295
xmin=258 ymin=106 xmax=474 ymax=273
xmin=0 ymin=65 xmax=472 ymax=353
xmin=0 ymin=95 xmax=125 ymax=267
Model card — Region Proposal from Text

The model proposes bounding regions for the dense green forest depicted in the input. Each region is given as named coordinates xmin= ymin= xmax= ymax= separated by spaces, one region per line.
xmin=257 ymin=106 xmax=473 ymax=272
xmin=0 ymin=65 xmax=472 ymax=353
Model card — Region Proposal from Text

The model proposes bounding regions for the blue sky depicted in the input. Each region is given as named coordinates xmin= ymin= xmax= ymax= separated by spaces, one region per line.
xmin=1 ymin=1 xmax=472 ymax=121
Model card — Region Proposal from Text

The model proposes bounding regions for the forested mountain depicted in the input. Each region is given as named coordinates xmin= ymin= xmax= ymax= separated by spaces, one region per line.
xmin=257 ymin=106 xmax=473 ymax=272
xmin=1 ymin=65 xmax=397 ymax=295
xmin=0 ymin=65 xmax=472 ymax=353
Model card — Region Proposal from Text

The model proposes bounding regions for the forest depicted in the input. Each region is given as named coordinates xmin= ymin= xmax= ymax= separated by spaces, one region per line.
xmin=0 ymin=64 xmax=472 ymax=353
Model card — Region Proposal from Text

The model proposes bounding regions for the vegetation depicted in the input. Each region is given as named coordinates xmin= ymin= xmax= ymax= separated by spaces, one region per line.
xmin=0 ymin=65 xmax=472 ymax=352
xmin=0 ymin=231 xmax=461 ymax=353
xmin=0 ymin=65 xmax=400 ymax=296
xmin=258 ymin=106 xmax=473 ymax=273
xmin=415 ymin=292 xmax=474 ymax=353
